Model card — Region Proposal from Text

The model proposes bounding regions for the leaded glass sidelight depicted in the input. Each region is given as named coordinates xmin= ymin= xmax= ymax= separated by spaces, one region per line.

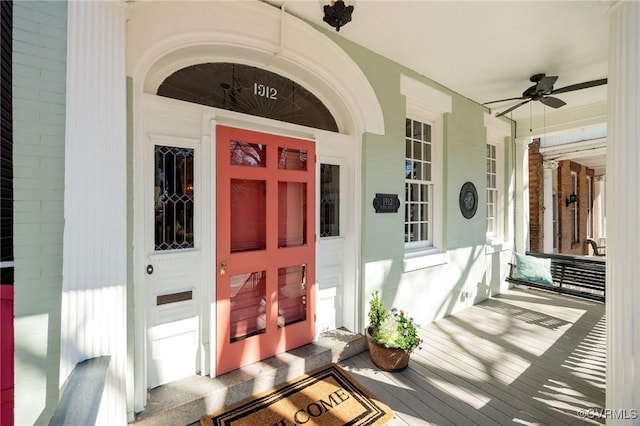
xmin=154 ymin=145 xmax=194 ymax=251
xmin=320 ymin=164 xmax=340 ymax=237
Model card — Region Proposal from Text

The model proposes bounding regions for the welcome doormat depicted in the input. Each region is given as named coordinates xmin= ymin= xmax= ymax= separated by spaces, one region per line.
xmin=200 ymin=364 xmax=394 ymax=426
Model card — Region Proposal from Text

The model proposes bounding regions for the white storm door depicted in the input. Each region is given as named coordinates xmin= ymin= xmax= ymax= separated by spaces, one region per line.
xmin=145 ymin=136 xmax=202 ymax=388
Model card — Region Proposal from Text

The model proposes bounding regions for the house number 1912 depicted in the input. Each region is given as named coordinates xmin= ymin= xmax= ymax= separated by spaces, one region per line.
xmin=254 ymin=83 xmax=278 ymax=100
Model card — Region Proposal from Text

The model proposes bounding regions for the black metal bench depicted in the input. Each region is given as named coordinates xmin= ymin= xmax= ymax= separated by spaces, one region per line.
xmin=507 ymin=252 xmax=605 ymax=302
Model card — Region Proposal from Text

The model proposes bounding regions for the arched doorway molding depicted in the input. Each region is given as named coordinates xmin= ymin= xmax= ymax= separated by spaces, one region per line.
xmin=127 ymin=0 xmax=384 ymax=136
xmin=127 ymin=0 xmax=384 ymax=412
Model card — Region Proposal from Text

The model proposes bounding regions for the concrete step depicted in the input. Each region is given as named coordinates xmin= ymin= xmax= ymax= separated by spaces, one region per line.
xmin=132 ymin=328 xmax=367 ymax=426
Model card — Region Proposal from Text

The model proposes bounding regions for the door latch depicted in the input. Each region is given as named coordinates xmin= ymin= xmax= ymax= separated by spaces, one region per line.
xmin=219 ymin=262 xmax=227 ymax=275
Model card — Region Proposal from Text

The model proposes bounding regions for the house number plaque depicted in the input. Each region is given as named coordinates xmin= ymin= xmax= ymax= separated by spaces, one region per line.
xmin=373 ymin=193 xmax=400 ymax=213
xmin=253 ymin=83 xmax=278 ymax=100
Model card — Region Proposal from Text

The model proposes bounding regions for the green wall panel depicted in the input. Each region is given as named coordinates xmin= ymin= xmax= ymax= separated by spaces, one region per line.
xmin=322 ymin=28 xmax=514 ymax=328
xmin=12 ymin=1 xmax=67 ymax=424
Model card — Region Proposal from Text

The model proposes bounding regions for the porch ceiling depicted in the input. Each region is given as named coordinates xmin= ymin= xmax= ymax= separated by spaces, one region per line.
xmin=263 ymin=0 xmax=609 ymax=171
xmin=541 ymin=123 xmax=607 ymax=176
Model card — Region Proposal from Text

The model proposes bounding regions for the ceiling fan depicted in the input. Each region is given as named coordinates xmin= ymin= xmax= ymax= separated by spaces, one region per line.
xmin=484 ymin=73 xmax=607 ymax=117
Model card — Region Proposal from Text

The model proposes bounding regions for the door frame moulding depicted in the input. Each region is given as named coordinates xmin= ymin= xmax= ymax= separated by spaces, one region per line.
xmin=128 ymin=0 xmax=384 ymax=412
xmin=315 ymin=131 xmax=358 ymax=335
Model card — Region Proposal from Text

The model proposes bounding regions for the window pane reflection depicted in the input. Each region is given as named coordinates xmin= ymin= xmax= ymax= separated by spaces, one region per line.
xmin=231 ymin=179 xmax=266 ymax=252
xmin=278 ymin=182 xmax=307 ymax=248
xmin=229 ymin=271 xmax=266 ymax=342
xmin=278 ymin=147 xmax=307 ymax=170
xmin=230 ymin=140 xmax=266 ymax=167
xmin=278 ymin=265 xmax=307 ymax=327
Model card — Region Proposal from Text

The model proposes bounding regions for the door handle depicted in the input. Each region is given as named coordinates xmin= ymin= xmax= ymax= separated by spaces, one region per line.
xmin=219 ymin=262 xmax=227 ymax=275
xmin=146 ymin=264 xmax=154 ymax=275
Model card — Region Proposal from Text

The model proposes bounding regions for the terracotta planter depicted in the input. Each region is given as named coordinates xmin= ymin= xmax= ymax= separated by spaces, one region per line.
xmin=366 ymin=327 xmax=410 ymax=372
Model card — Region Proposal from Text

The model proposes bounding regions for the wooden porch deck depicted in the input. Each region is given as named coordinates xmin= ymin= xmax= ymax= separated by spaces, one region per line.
xmin=339 ymin=287 xmax=606 ymax=425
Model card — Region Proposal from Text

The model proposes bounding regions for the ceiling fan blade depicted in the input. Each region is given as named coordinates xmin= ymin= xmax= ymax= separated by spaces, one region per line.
xmin=540 ymin=96 xmax=566 ymax=108
xmin=535 ymin=75 xmax=558 ymax=94
xmin=551 ymin=78 xmax=607 ymax=95
xmin=496 ymin=99 xmax=531 ymax=117
xmin=483 ymin=96 xmax=526 ymax=105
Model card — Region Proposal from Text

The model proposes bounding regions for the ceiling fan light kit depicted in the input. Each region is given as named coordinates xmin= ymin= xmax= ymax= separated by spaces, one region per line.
xmin=483 ymin=73 xmax=607 ymax=117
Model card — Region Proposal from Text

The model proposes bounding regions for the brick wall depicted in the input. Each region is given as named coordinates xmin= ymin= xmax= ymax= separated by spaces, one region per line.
xmin=557 ymin=161 xmax=593 ymax=255
xmin=528 ymin=143 xmax=594 ymax=255
xmin=528 ymin=139 xmax=544 ymax=252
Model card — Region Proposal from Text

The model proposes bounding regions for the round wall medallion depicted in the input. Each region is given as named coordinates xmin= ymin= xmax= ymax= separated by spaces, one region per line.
xmin=459 ymin=181 xmax=478 ymax=219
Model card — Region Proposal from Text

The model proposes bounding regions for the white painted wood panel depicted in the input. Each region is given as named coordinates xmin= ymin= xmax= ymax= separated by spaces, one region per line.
xmin=62 ymin=1 xmax=127 ymax=424
xmin=606 ymin=1 xmax=640 ymax=415
xmin=144 ymin=103 xmax=204 ymax=389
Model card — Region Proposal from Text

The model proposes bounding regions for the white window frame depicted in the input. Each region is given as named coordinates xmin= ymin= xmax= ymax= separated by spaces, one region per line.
xmin=486 ymin=142 xmax=498 ymax=239
xmin=484 ymin=113 xmax=512 ymax=254
xmin=405 ymin=117 xmax=434 ymax=249
xmin=400 ymin=75 xmax=451 ymax=271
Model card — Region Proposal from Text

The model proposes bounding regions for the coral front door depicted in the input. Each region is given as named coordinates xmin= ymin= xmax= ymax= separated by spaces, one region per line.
xmin=216 ymin=126 xmax=316 ymax=375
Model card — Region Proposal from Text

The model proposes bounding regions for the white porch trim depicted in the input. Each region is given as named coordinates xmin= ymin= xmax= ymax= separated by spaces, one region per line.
xmin=127 ymin=1 xmax=384 ymax=412
xmin=62 ymin=1 xmax=128 ymax=424
xmin=606 ymin=0 xmax=640 ymax=416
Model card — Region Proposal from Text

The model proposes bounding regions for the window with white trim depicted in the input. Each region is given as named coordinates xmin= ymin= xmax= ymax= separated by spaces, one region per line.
xmin=400 ymin=75 xmax=451 ymax=270
xmin=486 ymin=143 xmax=498 ymax=239
xmin=405 ymin=118 xmax=432 ymax=247
xmin=484 ymin=113 xmax=510 ymax=251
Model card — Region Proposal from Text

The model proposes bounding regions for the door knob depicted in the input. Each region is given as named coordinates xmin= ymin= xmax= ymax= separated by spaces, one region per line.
xmin=146 ymin=264 xmax=154 ymax=275
xmin=219 ymin=262 xmax=227 ymax=275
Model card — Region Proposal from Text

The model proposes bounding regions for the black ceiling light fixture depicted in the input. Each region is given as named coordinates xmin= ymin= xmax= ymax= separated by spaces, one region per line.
xmin=321 ymin=0 xmax=355 ymax=32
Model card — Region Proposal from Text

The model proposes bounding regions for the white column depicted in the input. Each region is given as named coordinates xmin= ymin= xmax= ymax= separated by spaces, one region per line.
xmin=594 ymin=176 xmax=606 ymax=242
xmin=62 ymin=2 xmax=127 ymax=425
xmin=606 ymin=1 xmax=640 ymax=422
xmin=542 ymin=160 xmax=557 ymax=253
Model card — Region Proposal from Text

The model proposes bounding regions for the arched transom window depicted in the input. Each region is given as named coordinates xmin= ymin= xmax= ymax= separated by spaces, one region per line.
xmin=158 ymin=63 xmax=338 ymax=132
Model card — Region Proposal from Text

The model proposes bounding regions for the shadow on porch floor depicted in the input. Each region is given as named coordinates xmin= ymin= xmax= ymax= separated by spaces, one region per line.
xmin=341 ymin=287 xmax=606 ymax=425
xmin=132 ymin=328 xmax=367 ymax=425
xmin=133 ymin=287 xmax=606 ymax=425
